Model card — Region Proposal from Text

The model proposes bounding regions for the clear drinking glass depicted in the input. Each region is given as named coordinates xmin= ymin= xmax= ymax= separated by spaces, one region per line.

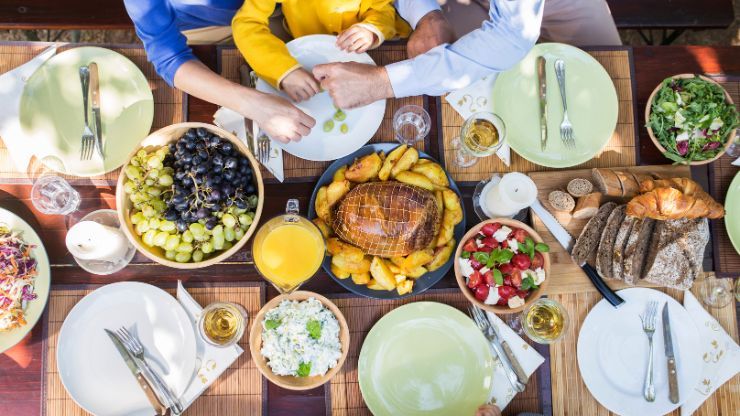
xmin=726 ymin=131 xmax=740 ymax=158
xmin=198 ymin=301 xmax=248 ymax=347
xmin=31 ymin=175 xmax=81 ymax=215
xmin=452 ymin=112 xmax=506 ymax=168
xmin=520 ymin=298 xmax=568 ymax=344
xmin=698 ymin=275 xmax=733 ymax=308
xmin=393 ymin=105 xmax=431 ymax=145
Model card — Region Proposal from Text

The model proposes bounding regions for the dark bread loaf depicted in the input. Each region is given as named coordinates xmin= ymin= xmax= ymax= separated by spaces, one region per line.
xmin=622 ymin=217 xmax=656 ymax=284
xmin=641 ymin=218 xmax=709 ymax=289
xmin=612 ymin=215 xmax=637 ymax=280
xmin=572 ymin=202 xmax=618 ymax=264
xmin=595 ymin=205 xmax=626 ymax=279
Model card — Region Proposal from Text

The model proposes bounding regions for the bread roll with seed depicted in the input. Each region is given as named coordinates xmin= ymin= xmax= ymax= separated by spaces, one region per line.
xmin=573 ymin=192 xmax=602 ymax=219
xmin=614 ymin=170 xmax=639 ymax=197
xmin=548 ymin=190 xmax=575 ymax=212
xmin=567 ymin=178 xmax=594 ymax=197
xmin=591 ymin=169 xmax=622 ymax=197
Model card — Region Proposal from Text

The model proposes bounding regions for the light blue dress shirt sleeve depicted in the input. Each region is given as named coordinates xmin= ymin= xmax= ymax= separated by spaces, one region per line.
xmin=393 ymin=0 xmax=441 ymax=28
xmin=386 ymin=0 xmax=545 ymax=97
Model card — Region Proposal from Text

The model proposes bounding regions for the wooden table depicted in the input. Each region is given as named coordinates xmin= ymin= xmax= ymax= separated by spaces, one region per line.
xmin=0 ymin=45 xmax=738 ymax=416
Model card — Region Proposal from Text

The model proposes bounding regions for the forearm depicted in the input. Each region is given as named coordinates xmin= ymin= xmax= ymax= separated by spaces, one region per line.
xmin=393 ymin=0 xmax=440 ymax=28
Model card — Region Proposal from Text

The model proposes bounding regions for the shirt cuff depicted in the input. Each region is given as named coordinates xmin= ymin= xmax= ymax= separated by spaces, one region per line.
xmin=385 ymin=59 xmax=415 ymax=98
xmin=396 ymin=0 xmax=441 ymax=29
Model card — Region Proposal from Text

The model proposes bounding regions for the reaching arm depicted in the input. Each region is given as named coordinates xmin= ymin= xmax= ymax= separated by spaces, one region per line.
xmin=393 ymin=0 xmax=441 ymax=29
xmin=354 ymin=0 xmax=398 ymax=47
xmin=386 ymin=0 xmax=545 ymax=97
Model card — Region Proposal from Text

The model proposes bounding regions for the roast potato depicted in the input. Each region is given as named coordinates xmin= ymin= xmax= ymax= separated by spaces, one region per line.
xmin=403 ymin=249 xmax=434 ymax=269
xmin=395 ymin=171 xmax=434 ymax=191
xmin=411 ymin=162 xmax=449 ymax=188
xmin=405 ymin=266 xmax=427 ymax=278
xmin=351 ymin=272 xmax=371 ymax=285
xmin=332 ymin=253 xmax=371 ymax=274
xmin=333 ymin=165 xmax=347 ymax=182
xmin=390 ymin=147 xmax=419 ymax=178
xmin=442 ymin=189 xmax=461 ymax=211
xmin=327 ymin=237 xmax=347 ymax=256
xmin=427 ymin=239 xmax=455 ymax=271
xmin=396 ymin=279 xmax=414 ymax=295
xmin=379 ymin=144 xmax=408 ymax=181
xmin=369 ymin=256 xmax=396 ymax=290
xmin=315 ymin=186 xmax=331 ymax=223
xmin=345 ymin=153 xmax=382 ymax=183
xmin=312 ymin=218 xmax=333 ymax=238
xmin=327 ymin=180 xmax=351 ymax=207
xmin=331 ymin=263 xmax=351 ymax=279
xmin=436 ymin=224 xmax=454 ymax=247
xmin=366 ymin=279 xmax=385 ymax=291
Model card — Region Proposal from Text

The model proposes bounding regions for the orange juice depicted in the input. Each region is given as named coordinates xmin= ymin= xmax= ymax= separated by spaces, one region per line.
xmin=253 ymin=222 xmax=324 ymax=292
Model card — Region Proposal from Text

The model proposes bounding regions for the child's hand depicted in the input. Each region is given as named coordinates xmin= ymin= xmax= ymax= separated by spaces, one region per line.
xmin=280 ymin=68 xmax=321 ymax=102
xmin=336 ymin=25 xmax=378 ymax=54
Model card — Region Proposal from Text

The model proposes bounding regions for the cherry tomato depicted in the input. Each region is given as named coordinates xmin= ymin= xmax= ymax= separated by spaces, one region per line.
xmin=498 ymin=285 xmax=516 ymax=300
xmin=478 ymin=245 xmax=493 ymax=253
xmin=516 ymin=289 xmax=530 ymax=299
xmin=483 ymin=270 xmax=495 ymax=286
xmin=480 ymin=223 xmax=501 ymax=237
xmin=501 ymin=240 xmax=509 ymax=249
xmin=467 ymin=270 xmax=482 ymax=288
xmin=531 ymin=252 xmax=545 ymax=270
xmin=462 ymin=238 xmax=478 ymax=253
xmin=470 ymin=259 xmax=483 ymax=270
xmin=510 ymin=268 xmax=523 ymax=288
xmin=474 ymin=284 xmax=490 ymax=301
xmin=481 ymin=237 xmax=498 ymax=248
xmin=511 ymin=253 xmax=532 ymax=270
xmin=503 ymin=276 xmax=512 ymax=286
xmin=511 ymin=229 xmax=528 ymax=243
xmin=498 ymin=263 xmax=513 ymax=275
xmin=496 ymin=297 xmax=508 ymax=306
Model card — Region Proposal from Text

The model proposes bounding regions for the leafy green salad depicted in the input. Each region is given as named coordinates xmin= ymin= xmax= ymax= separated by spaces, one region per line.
xmin=648 ymin=76 xmax=738 ymax=163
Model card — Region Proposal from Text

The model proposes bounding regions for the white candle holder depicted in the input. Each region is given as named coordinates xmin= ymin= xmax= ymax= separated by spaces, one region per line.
xmin=67 ymin=209 xmax=136 ymax=275
xmin=472 ymin=173 xmax=536 ymax=222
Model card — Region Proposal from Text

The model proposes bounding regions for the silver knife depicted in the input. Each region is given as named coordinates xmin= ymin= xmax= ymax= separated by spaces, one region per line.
xmin=530 ymin=199 xmax=624 ymax=307
xmin=662 ymin=303 xmax=679 ymax=404
xmin=105 ymin=329 xmax=167 ymax=415
xmin=489 ymin=317 xmax=529 ymax=385
xmin=88 ymin=62 xmax=104 ymax=158
xmin=537 ymin=56 xmax=547 ymax=151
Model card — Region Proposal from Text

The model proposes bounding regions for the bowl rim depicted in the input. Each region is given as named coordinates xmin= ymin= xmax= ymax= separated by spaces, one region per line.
xmin=453 ymin=218 xmax=551 ymax=314
xmin=645 ymin=73 xmax=736 ymax=166
xmin=115 ymin=122 xmax=264 ymax=269
xmin=248 ymin=291 xmax=350 ymax=390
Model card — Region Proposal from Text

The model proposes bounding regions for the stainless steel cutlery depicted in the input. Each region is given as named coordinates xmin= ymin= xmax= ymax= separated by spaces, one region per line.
xmin=554 ymin=59 xmax=576 ymax=149
xmin=78 ymin=65 xmax=95 ymax=161
xmin=469 ymin=305 xmax=527 ymax=392
xmin=537 ymin=56 xmax=548 ymax=151
xmin=662 ymin=303 xmax=680 ymax=404
xmin=88 ymin=62 xmax=104 ymax=159
xmin=640 ymin=300 xmax=659 ymax=402
xmin=257 ymin=134 xmax=271 ymax=164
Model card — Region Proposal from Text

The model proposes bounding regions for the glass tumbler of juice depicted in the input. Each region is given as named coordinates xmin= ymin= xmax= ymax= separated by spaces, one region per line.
xmin=252 ymin=199 xmax=326 ymax=293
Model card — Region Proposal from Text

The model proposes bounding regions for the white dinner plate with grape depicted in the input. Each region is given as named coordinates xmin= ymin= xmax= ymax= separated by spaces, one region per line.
xmin=255 ymin=35 xmax=386 ymax=161
xmin=577 ymin=288 xmax=703 ymax=416
xmin=57 ymin=282 xmax=196 ymax=416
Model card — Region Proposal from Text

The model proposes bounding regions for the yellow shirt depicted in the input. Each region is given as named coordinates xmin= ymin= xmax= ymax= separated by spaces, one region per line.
xmin=233 ymin=0 xmax=410 ymax=88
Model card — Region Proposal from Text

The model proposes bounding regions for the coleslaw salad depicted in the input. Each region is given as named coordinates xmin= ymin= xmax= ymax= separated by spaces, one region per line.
xmin=0 ymin=223 xmax=38 ymax=332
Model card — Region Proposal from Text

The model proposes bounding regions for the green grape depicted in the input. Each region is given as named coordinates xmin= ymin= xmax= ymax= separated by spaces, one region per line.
xmin=213 ymin=234 xmax=225 ymax=250
xmin=212 ymin=225 xmax=224 ymax=236
xmin=124 ymin=181 xmax=136 ymax=194
xmin=247 ymin=196 xmax=258 ymax=209
xmin=165 ymin=250 xmax=177 ymax=260
xmin=192 ymin=250 xmax=204 ymax=262
xmin=131 ymin=158 xmax=141 ymax=167
xmin=137 ymin=149 xmax=147 ymax=158
xmin=130 ymin=212 xmax=145 ymax=225
xmin=238 ymin=214 xmax=252 ymax=228
xmin=151 ymin=199 xmax=167 ymax=212
xmin=182 ymin=230 xmax=194 ymax=243
xmin=222 ymin=214 xmax=236 ymax=228
xmin=145 ymin=178 xmax=155 ymax=186
xmin=125 ymin=165 xmax=142 ymax=180
xmin=175 ymin=252 xmax=191 ymax=263
xmin=223 ymin=241 xmax=233 ymax=251
xmin=135 ymin=221 xmax=150 ymax=235
xmin=340 ymin=123 xmax=348 ymax=134
xmin=148 ymin=218 xmax=161 ymax=230
xmin=235 ymin=207 xmax=247 ymax=215
xmin=189 ymin=223 xmax=205 ymax=238
xmin=333 ymin=109 xmax=346 ymax=121
xmin=176 ymin=242 xmax=194 ymax=253
xmin=147 ymin=156 xmax=161 ymax=169
xmin=160 ymin=221 xmax=176 ymax=232
xmin=163 ymin=167 xmax=174 ymax=175
xmin=224 ymin=227 xmax=236 ymax=242
xmin=194 ymin=233 xmax=209 ymax=242
xmin=154 ymin=231 xmax=169 ymax=247
xmin=201 ymin=241 xmax=214 ymax=254
xmin=147 ymin=187 xmax=162 ymax=197
xmin=158 ymin=174 xmax=173 ymax=187
xmin=323 ymin=119 xmax=334 ymax=132
xmin=234 ymin=228 xmax=245 ymax=240
xmin=148 ymin=169 xmax=160 ymax=179
xmin=165 ymin=235 xmax=180 ymax=251
xmin=156 ymin=147 xmax=168 ymax=158
xmin=142 ymin=229 xmax=157 ymax=246
xmin=142 ymin=205 xmax=156 ymax=218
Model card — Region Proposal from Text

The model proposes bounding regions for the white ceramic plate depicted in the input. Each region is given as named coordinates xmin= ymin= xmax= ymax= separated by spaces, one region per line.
xmin=577 ymin=288 xmax=703 ymax=416
xmin=57 ymin=282 xmax=196 ymax=416
xmin=0 ymin=208 xmax=50 ymax=354
xmin=255 ymin=35 xmax=386 ymax=161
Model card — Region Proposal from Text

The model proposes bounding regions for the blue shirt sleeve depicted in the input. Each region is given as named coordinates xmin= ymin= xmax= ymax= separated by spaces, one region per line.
xmin=386 ymin=0 xmax=545 ymax=97
xmin=123 ymin=0 xmax=196 ymax=86
xmin=393 ymin=0 xmax=441 ymax=29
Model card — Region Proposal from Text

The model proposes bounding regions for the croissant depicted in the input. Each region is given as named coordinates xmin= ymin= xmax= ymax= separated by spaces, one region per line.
xmin=639 ymin=178 xmax=705 ymax=197
xmin=627 ymin=186 xmax=724 ymax=220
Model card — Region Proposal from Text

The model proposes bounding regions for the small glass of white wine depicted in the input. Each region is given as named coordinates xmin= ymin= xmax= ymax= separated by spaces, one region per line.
xmin=521 ymin=298 xmax=568 ymax=344
xmin=198 ymin=302 xmax=248 ymax=347
xmin=452 ymin=112 xmax=506 ymax=168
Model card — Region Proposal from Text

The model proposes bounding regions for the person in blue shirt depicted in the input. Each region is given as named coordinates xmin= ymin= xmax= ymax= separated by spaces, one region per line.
xmin=122 ymin=0 xmax=453 ymax=143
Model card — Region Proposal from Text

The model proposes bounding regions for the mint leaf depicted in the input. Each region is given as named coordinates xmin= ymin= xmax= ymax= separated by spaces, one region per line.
xmin=521 ymin=276 xmax=537 ymax=291
xmin=297 ymin=362 xmax=312 ymax=377
xmin=534 ymin=243 xmax=550 ymax=253
xmin=493 ymin=269 xmax=504 ymax=286
xmin=473 ymin=251 xmax=490 ymax=265
xmin=307 ymin=319 xmax=322 ymax=340
xmin=265 ymin=319 xmax=281 ymax=330
xmin=461 ymin=250 xmax=471 ymax=259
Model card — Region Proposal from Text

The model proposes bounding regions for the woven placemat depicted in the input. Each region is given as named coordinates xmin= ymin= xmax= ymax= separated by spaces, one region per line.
xmin=549 ymin=276 xmax=739 ymax=415
xmin=439 ymin=48 xmax=637 ymax=182
xmin=218 ymin=45 xmax=427 ymax=181
xmin=0 ymin=42 xmax=186 ymax=185
xmin=325 ymin=289 xmax=542 ymax=416
xmin=41 ymin=282 xmax=265 ymax=416
xmin=709 ymin=80 xmax=740 ymax=277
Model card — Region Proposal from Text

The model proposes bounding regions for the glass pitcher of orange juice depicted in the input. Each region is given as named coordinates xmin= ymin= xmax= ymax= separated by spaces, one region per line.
xmin=252 ymin=199 xmax=326 ymax=293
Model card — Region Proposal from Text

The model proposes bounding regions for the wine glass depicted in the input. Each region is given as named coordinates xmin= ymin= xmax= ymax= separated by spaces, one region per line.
xmin=517 ymin=298 xmax=569 ymax=344
xmin=198 ymin=302 xmax=248 ymax=347
xmin=393 ymin=105 xmax=431 ymax=146
xmin=698 ymin=275 xmax=733 ymax=308
xmin=451 ymin=112 xmax=506 ymax=168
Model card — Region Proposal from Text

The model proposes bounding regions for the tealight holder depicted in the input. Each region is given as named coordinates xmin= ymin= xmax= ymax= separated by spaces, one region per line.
xmin=66 ymin=209 xmax=136 ymax=275
xmin=472 ymin=174 xmax=528 ymax=222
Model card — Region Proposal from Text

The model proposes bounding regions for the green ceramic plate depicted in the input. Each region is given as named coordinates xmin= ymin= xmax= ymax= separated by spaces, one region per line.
xmin=492 ymin=43 xmax=618 ymax=168
xmin=20 ymin=47 xmax=153 ymax=177
xmin=0 ymin=207 xmax=50 ymax=354
xmin=725 ymin=171 xmax=740 ymax=255
xmin=358 ymin=302 xmax=494 ymax=416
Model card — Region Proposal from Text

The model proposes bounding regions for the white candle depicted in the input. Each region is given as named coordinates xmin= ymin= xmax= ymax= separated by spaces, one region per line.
xmin=66 ymin=221 xmax=130 ymax=263
xmin=483 ymin=172 xmax=538 ymax=218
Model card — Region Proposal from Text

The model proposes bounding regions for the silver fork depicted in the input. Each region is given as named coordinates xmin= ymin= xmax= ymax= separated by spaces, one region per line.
xmin=554 ymin=59 xmax=575 ymax=149
xmin=78 ymin=66 xmax=95 ymax=160
xmin=258 ymin=134 xmax=271 ymax=164
xmin=640 ymin=301 xmax=659 ymax=402
xmin=117 ymin=327 xmax=184 ymax=415
xmin=468 ymin=306 xmax=526 ymax=393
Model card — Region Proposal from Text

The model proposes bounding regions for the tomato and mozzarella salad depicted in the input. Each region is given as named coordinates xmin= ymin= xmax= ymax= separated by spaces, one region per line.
xmin=458 ymin=222 xmax=549 ymax=308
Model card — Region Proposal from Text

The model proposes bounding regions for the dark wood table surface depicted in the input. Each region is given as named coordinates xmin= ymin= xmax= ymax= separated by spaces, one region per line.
xmin=0 ymin=45 xmax=738 ymax=416
xmin=0 ymin=0 xmax=734 ymax=30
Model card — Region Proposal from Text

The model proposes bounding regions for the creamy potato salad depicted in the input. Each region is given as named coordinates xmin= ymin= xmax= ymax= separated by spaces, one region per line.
xmin=261 ymin=298 xmax=342 ymax=377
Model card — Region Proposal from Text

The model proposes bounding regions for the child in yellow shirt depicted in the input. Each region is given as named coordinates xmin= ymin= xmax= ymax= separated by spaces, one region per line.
xmin=232 ymin=0 xmax=410 ymax=103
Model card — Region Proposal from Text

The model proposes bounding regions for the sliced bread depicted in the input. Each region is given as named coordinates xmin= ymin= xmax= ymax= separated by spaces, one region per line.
xmin=567 ymin=178 xmax=594 ymax=197
xmin=622 ymin=217 xmax=656 ymax=284
xmin=614 ymin=170 xmax=640 ymax=197
xmin=612 ymin=215 xmax=637 ymax=280
xmin=641 ymin=218 xmax=709 ymax=290
xmin=548 ymin=190 xmax=575 ymax=212
xmin=573 ymin=192 xmax=602 ymax=219
xmin=572 ymin=202 xmax=618 ymax=264
xmin=595 ymin=205 xmax=627 ymax=279
xmin=592 ymin=168 xmax=622 ymax=197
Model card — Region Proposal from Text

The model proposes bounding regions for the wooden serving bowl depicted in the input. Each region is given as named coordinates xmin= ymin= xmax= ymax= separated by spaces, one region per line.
xmin=115 ymin=122 xmax=264 ymax=269
xmin=249 ymin=291 xmax=350 ymax=390
xmin=454 ymin=218 xmax=551 ymax=315
xmin=645 ymin=74 xmax=736 ymax=166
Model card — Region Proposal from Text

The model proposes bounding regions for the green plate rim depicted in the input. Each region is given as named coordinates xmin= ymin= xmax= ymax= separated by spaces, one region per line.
xmin=724 ymin=171 xmax=740 ymax=255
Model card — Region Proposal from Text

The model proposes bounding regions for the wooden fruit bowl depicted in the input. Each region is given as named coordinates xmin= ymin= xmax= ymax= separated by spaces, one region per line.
xmin=454 ymin=218 xmax=551 ymax=314
xmin=645 ymin=74 xmax=736 ymax=166
xmin=249 ymin=291 xmax=350 ymax=390
xmin=115 ymin=122 xmax=264 ymax=269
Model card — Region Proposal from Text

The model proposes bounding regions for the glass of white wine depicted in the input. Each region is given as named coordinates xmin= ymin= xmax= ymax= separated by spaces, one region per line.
xmin=521 ymin=298 xmax=568 ymax=344
xmin=198 ymin=302 xmax=248 ymax=347
xmin=452 ymin=112 xmax=506 ymax=168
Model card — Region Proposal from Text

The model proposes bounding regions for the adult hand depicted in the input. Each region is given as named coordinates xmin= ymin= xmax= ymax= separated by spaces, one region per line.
xmin=475 ymin=404 xmax=502 ymax=416
xmin=248 ymin=92 xmax=316 ymax=143
xmin=280 ymin=67 xmax=321 ymax=102
xmin=312 ymin=62 xmax=394 ymax=109
xmin=336 ymin=25 xmax=377 ymax=54
xmin=407 ymin=10 xmax=456 ymax=59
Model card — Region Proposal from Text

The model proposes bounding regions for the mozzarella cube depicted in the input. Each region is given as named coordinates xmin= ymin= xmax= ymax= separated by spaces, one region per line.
xmin=458 ymin=258 xmax=474 ymax=278
xmin=508 ymin=295 xmax=525 ymax=308
xmin=534 ymin=268 xmax=546 ymax=285
xmin=493 ymin=226 xmax=512 ymax=242
xmin=484 ymin=288 xmax=501 ymax=305
xmin=480 ymin=266 xmax=490 ymax=275
xmin=508 ymin=239 xmax=519 ymax=252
